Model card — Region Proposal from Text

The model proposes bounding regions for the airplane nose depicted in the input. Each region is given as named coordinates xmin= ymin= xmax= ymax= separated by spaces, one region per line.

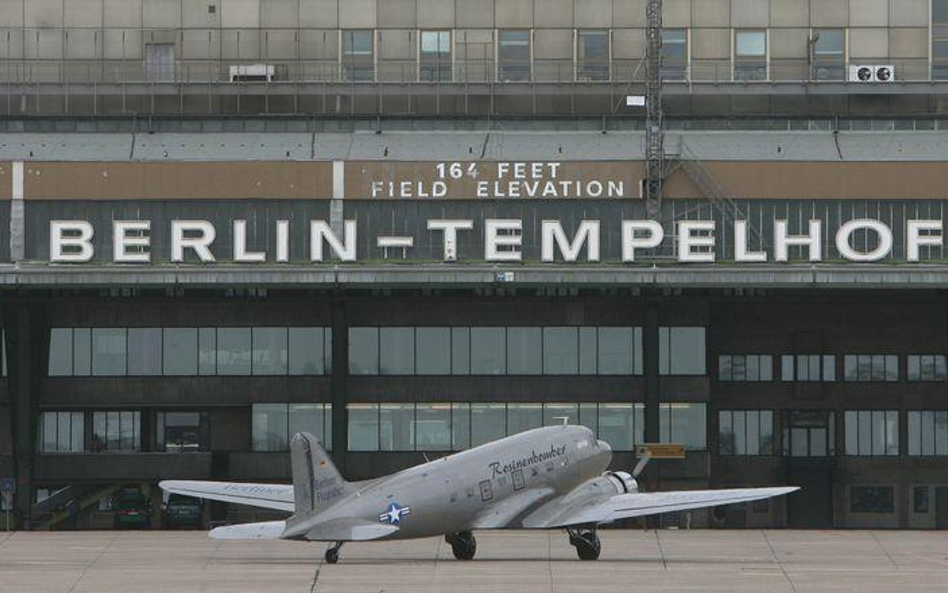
xmin=597 ymin=440 xmax=612 ymax=454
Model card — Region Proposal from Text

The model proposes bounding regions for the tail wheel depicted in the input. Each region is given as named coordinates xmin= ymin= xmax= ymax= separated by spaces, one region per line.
xmin=446 ymin=531 xmax=477 ymax=561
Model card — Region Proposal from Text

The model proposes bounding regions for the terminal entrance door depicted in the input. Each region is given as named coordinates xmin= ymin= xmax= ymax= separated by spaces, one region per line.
xmin=786 ymin=464 xmax=833 ymax=528
xmin=937 ymin=487 xmax=948 ymax=529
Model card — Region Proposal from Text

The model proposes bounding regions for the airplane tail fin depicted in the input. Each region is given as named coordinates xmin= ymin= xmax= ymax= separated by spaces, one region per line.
xmin=290 ymin=431 xmax=347 ymax=516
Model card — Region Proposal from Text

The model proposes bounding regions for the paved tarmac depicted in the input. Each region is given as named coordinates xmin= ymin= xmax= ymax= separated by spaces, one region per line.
xmin=1 ymin=529 xmax=947 ymax=593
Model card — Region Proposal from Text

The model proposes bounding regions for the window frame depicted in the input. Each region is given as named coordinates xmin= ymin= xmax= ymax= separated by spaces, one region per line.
xmin=733 ymin=29 xmax=768 ymax=81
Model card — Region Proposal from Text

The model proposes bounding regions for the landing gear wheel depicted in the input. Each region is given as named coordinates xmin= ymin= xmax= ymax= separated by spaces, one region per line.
xmin=568 ymin=529 xmax=601 ymax=561
xmin=446 ymin=531 xmax=477 ymax=561
xmin=325 ymin=542 xmax=343 ymax=564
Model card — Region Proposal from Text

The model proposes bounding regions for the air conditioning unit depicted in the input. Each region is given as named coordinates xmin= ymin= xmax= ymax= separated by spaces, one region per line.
xmin=229 ymin=64 xmax=276 ymax=82
xmin=847 ymin=64 xmax=895 ymax=83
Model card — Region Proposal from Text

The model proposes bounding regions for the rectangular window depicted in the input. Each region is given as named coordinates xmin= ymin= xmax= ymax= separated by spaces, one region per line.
xmin=379 ymin=327 xmax=415 ymax=375
xmin=38 ymin=411 xmax=84 ymax=453
xmin=415 ymin=404 xmax=452 ymax=450
xmin=914 ymin=486 xmax=930 ymax=513
xmin=92 ymin=328 xmax=126 ymax=376
xmin=342 ymin=30 xmax=374 ymax=82
xmin=73 ymin=328 xmax=91 ymax=376
xmin=498 ymin=30 xmax=531 ymax=82
xmin=845 ymin=411 xmax=899 ymax=456
xmin=380 ymin=404 xmax=415 ymax=451
xmin=850 ymin=485 xmax=894 ymax=513
xmin=452 ymin=403 xmax=471 ymax=450
xmin=288 ymin=403 xmax=331 ymax=451
xmin=416 ymin=327 xmax=451 ymax=375
xmin=471 ymin=403 xmax=506 ymax=446
xmin=734 ymin=30 xmax=767 ymax=81
xmin=844 ymin=355 xmax=899 ymax=382
xmin=157 ymin=411 xmax=209 ymax=452
xmin=288 ymin=327 xmax=327 ymax=375
xmin=198 ymin=327 xmax=216 ymax=375
xmin=907 ymin=411 xmax=948 ymax=456
xmin=252 ymin=327 xmax=288 ymax=376
xmin=782 ymin=410 xmax=835 ymax=457
xmin=812 ymin=28 xmax=844 ymax=81
xmin=49 ymin=328 xmax=74 ymax=376
xmin=659 ymin=327 xmax=706 ymax=375
xmin=934 ymin=0 xmax=948 ymax=80
xmin=348 ymin=328 xmax=380 ymax=375
xmin=253 ymin=403 xmax=331 ymax=451
xmin=217 ymin=328 xmax=252 ymax=376
xmin=127 ymin=328 xmax=162 ymax=376
xmin=719 ymin=410 xmax=774 ymax=455
xmin=506 ymin=327 xmax=542 ymax=375
xmin=598 ymin=403 xmax=643 ymax=451
xmin=451 ymin=327 xmax=471 ymax=375
xmin=598 ymin=327 xmax=642 ymax=375
xmin=660 ymin=403 xmax=707 ymax=451
xmin=661 ymin=29 xmax=687 ymax=81
xmin=507 ymin=403 xmax=543 ymax=435
xmin=91 ymin=411 xmax=140 ymax=452
xmin=163 ymin=328 xmax=198 ymax=375
xmin=781 ymin=354 xmax=836 ymax=382
xmin=145 ymin=43 xmax=175 ymax=82
xmin=543 ymin=327 xmax=578 ymax=375
xmin=907 ymin=355 xmax=948 ymax=381
xmin=347 ymin=404 xmax=379 ymax=451
xmin=718 ymin=355 xmax=772 ymax=381
xmin=420 ymin=30 xmax=452 ymax=82
xmin=543 ymin=403 xmax=579 ymax=427
xmin=577 ymin=29 xmax=610 ymax=81
xmin=470 ymin=328 xmax=505 ymax=375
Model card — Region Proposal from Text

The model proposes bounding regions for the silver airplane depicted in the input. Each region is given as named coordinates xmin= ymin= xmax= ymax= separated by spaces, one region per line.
xmin=160 ymin=425 xmax=797 ymax=563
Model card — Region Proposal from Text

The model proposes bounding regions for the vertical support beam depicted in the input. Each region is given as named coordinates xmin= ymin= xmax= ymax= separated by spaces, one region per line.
xmin=3 ymin=300 xmax=41 ymax=530
xmin=330 ymin=296 xmax=348 ymax=477
xmin=643 ymin=301 xmax=661 ymax=495
xmin=10 ymin=161 xmax=24 ymax=262
xmin=644 ymin=0 xmax=664 ymax=219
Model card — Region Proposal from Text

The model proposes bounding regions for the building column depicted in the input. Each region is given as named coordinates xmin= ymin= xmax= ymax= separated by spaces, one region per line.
xmin=3 ymin=299 xmax=43 ymax=530
xmin=330 ymin=295 xmax=348 ymax=477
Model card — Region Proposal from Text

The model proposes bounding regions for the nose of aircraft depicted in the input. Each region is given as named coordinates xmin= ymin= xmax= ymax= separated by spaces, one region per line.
xmin=596 ymin=440 xmax=612 ymax=454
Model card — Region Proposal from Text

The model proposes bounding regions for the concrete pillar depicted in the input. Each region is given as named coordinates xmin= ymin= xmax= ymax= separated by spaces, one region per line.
xmin=330 ymin=296 xmax=348 ymax=477
xmin=2 ymin=300 xmax=43 ymax=530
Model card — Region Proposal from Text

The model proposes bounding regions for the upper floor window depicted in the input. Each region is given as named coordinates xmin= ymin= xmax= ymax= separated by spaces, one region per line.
xmin=342 ymin=30 xmax=375 ymax=82
xmin=718 ymin=354 xmax=772 ymax=381
xmin=659 ymin=327 xmax=706 ymax=376
xmin=781 ymin=354 xmax=836 ymax=382
xmin=844 ymin=410 xmax=899 ymax=456
xmin=92 ymin=411 xmax=141 ymax=452
xmin=719 ymin=410 xmax=774 ymax=455
xmin=811 ymin=28 xmax=844 ymax=81
xmin=907 ymin=411 xmax=948 ymax=456
xmin=157 ymin=411 xmax=210 ymax=453
xmin=907 ymin=355 xmax=948 ymax=381
xmin=934 ymin=0 xmax=948 ymax=80
xmin=843 ymin=355 xmax=898 ymax=382
xmin=420 ymin=30 xmax=452 ymax=82
xmin=498 ymin=30 xmax=531 ymax=82
xmin=145 ymin=43 xmax=175 ymax=82
xmin=659 ymin=403 xmax=707 ymax=451
xmin=38 ymin=411 xmax=84 ymax=453
xmin=734 ymin=30 xmax=767 ymax=81
xmin=577 ymin=29 xmax=610 ymax=81
xmin=782 ymin=410 xmax=835 ymax=457
xmin=661 ymin=29 xmax=688 ymax=81
xmin=252 ymin=403 xmax=332 ymax=452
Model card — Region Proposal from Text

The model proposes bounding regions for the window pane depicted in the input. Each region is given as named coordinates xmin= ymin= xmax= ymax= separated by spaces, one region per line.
xmin=937 ymin=411 xmax=948 ymax=455
xmin=823 ymin=355 xmax=836 ymax=381
xmin=663 ymin=327 xmax=706 ymax=375
xmin=761 ymin=411 xmax=774 ymax=454
xmin=908 ymin=411 xmax=920 ymax=455
xmin=416 ymin=328 xmax=451 ymax=375
xmin=452 ymin=403 xmax=471 ymax=450
xmin=73 ymin=328 xmax=91 ymax=376
xmin=845 ymin=410 xmax=858 ymax=455
xmin=719 ymin=411 xmax=734 ymax=455
xmin=92 ymin=328 xmax=126 ymax=376
xmin=380 ymin=328 xmax=415 ymax=375
xmin=128 ymin=328 xmax=162 ymax=376
xmin=507 ymin=403 xmax=542 ymax=435
xmin=736 ymin=31 xmax=766 ymax=56
xmin=578 ymin=30 xmax=610 ymax=81
xmin=415 ymin=404 xmax=452 ymax=450
xmin=507 ymin=327 xmax=542 ymax=375
xmin=163 ymin=328 xmax=197 ymax=375
xmin=288 ymin=327 xmax=324 ymax=375
xmin=543 ymin=403 xmax=578 ymax=426
xmin=451 ymin=327 xmax=470 ymax=375
xmin=160 ymin=411 xmax=208 ymax=453
xmin=498 ymin=30 xmax=531 ymax=81
xmin=579 ymin=327 xmax=597 ymax=374
xmin=733 ymin=410 xmax=747 ymax=455
xmin=198 ymin=327 xmax=216 ymax=375
xmin=252 ymin=327 xmax=287 ymax=375
xmin=289 ymin=404 xmax=325 ymax=447
xmin=252 ymin=404 xmax=288 ymax=451
xmin=598 ymin=327 xmax=632 ymax=375
xmin=599 ymin=403 xmax=635 ymax=450
xmin=217 ymin=328 xmax=252 ymax=375
xmin=851 ymin=486 xmax=894 ymax=513
xmin=471 ymin=403 xmax=506 ymax=446
xmin=347 ymin=404 xmax=379 ymax=451
xmin=380 ymin=404 xmax=415 ymax=451
xmin=471 ymin=328 xmax=505 ymax=375
xmin=579 ymin=403 xmax=598 ymax=435
xmin=666 ymin=403 xmax=707 ymax=451
xmin=348 ymin=328 xmax=379 ymax=375
xmin=543 ymin=327 xmax=578 ymax=374
xmin=49 ymin=328 xmax=73 ymax=376
xmin=781 ymin=355 xmax=793 ymax=381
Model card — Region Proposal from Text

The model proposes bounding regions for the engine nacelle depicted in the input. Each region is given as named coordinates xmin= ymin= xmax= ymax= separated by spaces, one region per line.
xmin=604 ymin=471 xmax=638 ymax=494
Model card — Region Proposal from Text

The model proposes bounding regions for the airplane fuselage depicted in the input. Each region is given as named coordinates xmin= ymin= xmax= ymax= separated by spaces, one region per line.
xmin=288 ymin=425 xmax=612 ymax=540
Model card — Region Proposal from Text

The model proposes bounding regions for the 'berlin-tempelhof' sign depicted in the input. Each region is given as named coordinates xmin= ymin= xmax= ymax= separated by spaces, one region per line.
xmin=45 ymin=218 xmax=943 ymax=263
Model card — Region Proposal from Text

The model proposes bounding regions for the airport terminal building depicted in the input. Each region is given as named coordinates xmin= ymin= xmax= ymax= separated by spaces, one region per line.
xmin=1 ymin=0 xmax=948 ymax=531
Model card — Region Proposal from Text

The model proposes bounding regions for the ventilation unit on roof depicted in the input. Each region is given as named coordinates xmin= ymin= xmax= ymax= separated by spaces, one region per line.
xmin=847 ymin=65 xmax=895 ymax=83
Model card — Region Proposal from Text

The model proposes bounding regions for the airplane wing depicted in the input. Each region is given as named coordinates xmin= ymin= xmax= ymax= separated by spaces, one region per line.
xmin=160 ymin=480 xmax=294 ymax=512
xmin=522 ymin=487 xmax=799 ymax=529
xmin=469 ymin=487 xmax=555 ymax=529
xmin=210 ymin=521 xmax=287 ymax=540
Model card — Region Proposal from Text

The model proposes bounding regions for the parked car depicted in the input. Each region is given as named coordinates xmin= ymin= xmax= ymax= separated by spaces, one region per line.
xmin=110 ymin=487 xmax=151 ymax=529
xmin=162 ymin=494 xmax=203 ymax=528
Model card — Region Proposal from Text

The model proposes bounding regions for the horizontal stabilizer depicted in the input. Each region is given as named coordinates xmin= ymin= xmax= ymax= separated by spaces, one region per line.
xmin=160 ymin=480 xmax=294 ymax=512
xmin=303 ymin=517 xmax=399 ymax=542
xmin=210 ymin=521 xmax=287 ymax=540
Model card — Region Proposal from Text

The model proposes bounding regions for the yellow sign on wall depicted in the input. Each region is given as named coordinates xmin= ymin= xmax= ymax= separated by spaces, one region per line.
xmin=637 ymin=443 xmax=686 ymax=459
